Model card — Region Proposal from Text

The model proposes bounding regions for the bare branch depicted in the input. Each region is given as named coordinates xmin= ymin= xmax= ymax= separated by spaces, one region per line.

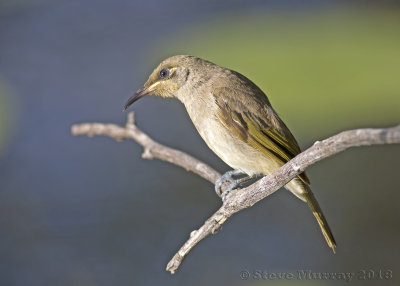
xmin=71 ymin=114 xmax=400 ymax=274
xmin=166 ymin=124 xmax=400 ymax=273
xmin=71 ymin=112 xmax=220 ymax=184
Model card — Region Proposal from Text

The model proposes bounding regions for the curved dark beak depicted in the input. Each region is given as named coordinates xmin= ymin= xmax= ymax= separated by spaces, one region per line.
xmin=123 ymin=81 xmax=161 ymax=111
xmin=123 ymin=86 xmax=148 ymax=111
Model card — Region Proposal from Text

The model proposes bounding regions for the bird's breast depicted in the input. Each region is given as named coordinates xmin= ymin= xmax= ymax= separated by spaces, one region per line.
xmin=184 ymin=99 xmax=281 ymax=176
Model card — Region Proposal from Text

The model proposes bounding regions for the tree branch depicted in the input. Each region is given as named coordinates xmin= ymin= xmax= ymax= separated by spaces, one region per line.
xmin=71 ymin=113 xmax=400 ymax=274
xmin=71 ymin=112 xmax=220 ymax=184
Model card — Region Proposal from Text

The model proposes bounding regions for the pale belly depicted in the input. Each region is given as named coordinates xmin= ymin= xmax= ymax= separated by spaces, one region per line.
xmin=195 ymin=116 xmax=282 ymax=176
xmin=196 ymin=118 xmax=307 ymax=200
xmin=184 ymin=101 xmax=306 ymax=201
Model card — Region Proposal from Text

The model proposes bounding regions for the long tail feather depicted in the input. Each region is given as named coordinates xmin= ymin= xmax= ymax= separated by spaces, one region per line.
xmin=303 ymin=188 xmax=336 ymax=253
xmin=286 ymin=179 xmax=336 ymax=252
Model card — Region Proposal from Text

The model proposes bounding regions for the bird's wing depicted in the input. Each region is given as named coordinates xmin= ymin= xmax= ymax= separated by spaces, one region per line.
xmin=213 ymin=86 xmax=310 ymax=185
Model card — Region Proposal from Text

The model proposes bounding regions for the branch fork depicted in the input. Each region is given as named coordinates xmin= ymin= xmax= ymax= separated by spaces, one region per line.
xmin=71 ymin=112 xmax=400 ymax=274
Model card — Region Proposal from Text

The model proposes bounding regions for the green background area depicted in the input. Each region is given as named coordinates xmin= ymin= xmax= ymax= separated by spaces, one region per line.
xmin=153 ymin=9 xmax=400 ymax=140
xmin=0 ymin=80 xmax=13 ymax=154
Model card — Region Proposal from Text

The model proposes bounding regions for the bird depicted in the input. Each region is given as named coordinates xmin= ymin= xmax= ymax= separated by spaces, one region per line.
xmin=124 ymin=55 xmax=336 ymax=252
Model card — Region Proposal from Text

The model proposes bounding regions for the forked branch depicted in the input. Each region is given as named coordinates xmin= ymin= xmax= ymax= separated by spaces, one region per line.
xmin=71 ymin=112 xmax=400 ymax=274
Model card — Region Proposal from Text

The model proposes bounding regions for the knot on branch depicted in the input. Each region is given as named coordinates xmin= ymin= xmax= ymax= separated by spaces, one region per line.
xmin=142 ymin=147 xmax=154 ymax=159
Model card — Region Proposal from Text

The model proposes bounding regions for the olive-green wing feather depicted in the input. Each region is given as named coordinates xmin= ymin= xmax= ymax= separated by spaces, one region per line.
xmin=213 ymin=86 xmax=309 ymax=185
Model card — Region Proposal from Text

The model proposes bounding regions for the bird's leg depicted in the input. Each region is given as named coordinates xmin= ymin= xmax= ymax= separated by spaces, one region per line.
xmin=215 ymin=170 xmax=259 ymax=201
xmin=215 ymin=170 xmax=245 ymax=195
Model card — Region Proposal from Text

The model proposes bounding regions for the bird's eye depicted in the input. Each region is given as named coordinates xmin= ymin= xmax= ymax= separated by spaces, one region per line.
xmin=159 ymin=68 xmax=169 ymax=79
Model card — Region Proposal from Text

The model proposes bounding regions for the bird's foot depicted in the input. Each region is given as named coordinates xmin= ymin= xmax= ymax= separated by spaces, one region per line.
xmin=215 ymin=170 xmax=257 ymax=201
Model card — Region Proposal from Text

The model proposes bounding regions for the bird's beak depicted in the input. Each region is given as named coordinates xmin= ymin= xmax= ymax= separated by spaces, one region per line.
xmin=123 ymin=81 xmax=161 ymax=111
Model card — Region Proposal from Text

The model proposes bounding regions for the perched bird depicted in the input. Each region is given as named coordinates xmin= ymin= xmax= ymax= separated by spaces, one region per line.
xmin=124 ymin=55 xmax=336 ymax=252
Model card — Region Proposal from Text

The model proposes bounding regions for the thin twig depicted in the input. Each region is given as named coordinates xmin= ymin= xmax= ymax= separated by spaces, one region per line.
xmin=71 ymin=113 xmax=400 ymax=274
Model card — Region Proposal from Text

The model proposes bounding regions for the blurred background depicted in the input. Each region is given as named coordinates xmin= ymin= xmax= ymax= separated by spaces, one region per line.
xmin=0 ymin=0 xmax=399 ymax=285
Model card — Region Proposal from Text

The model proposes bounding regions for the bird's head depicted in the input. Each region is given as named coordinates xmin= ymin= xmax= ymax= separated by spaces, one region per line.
xmin=124 ymin=55 xmax=199 ymax=110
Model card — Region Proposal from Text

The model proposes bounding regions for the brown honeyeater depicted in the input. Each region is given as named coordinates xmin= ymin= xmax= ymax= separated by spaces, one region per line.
xmin=124 ymin=55 xmax=336 ymax=252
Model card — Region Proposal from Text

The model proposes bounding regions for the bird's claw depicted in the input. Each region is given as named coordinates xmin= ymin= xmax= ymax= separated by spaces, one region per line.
xmin=221 ymin=181 xmax=241 ymax=201
xmin=215 ymin=169 xmax=256 ymax=201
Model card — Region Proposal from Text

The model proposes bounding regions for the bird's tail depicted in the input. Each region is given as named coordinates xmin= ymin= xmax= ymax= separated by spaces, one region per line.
xmin=303 ymin=188 xmax=336 ymax=253
xmin=286 ymin=179 xmax=336 ymax=253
